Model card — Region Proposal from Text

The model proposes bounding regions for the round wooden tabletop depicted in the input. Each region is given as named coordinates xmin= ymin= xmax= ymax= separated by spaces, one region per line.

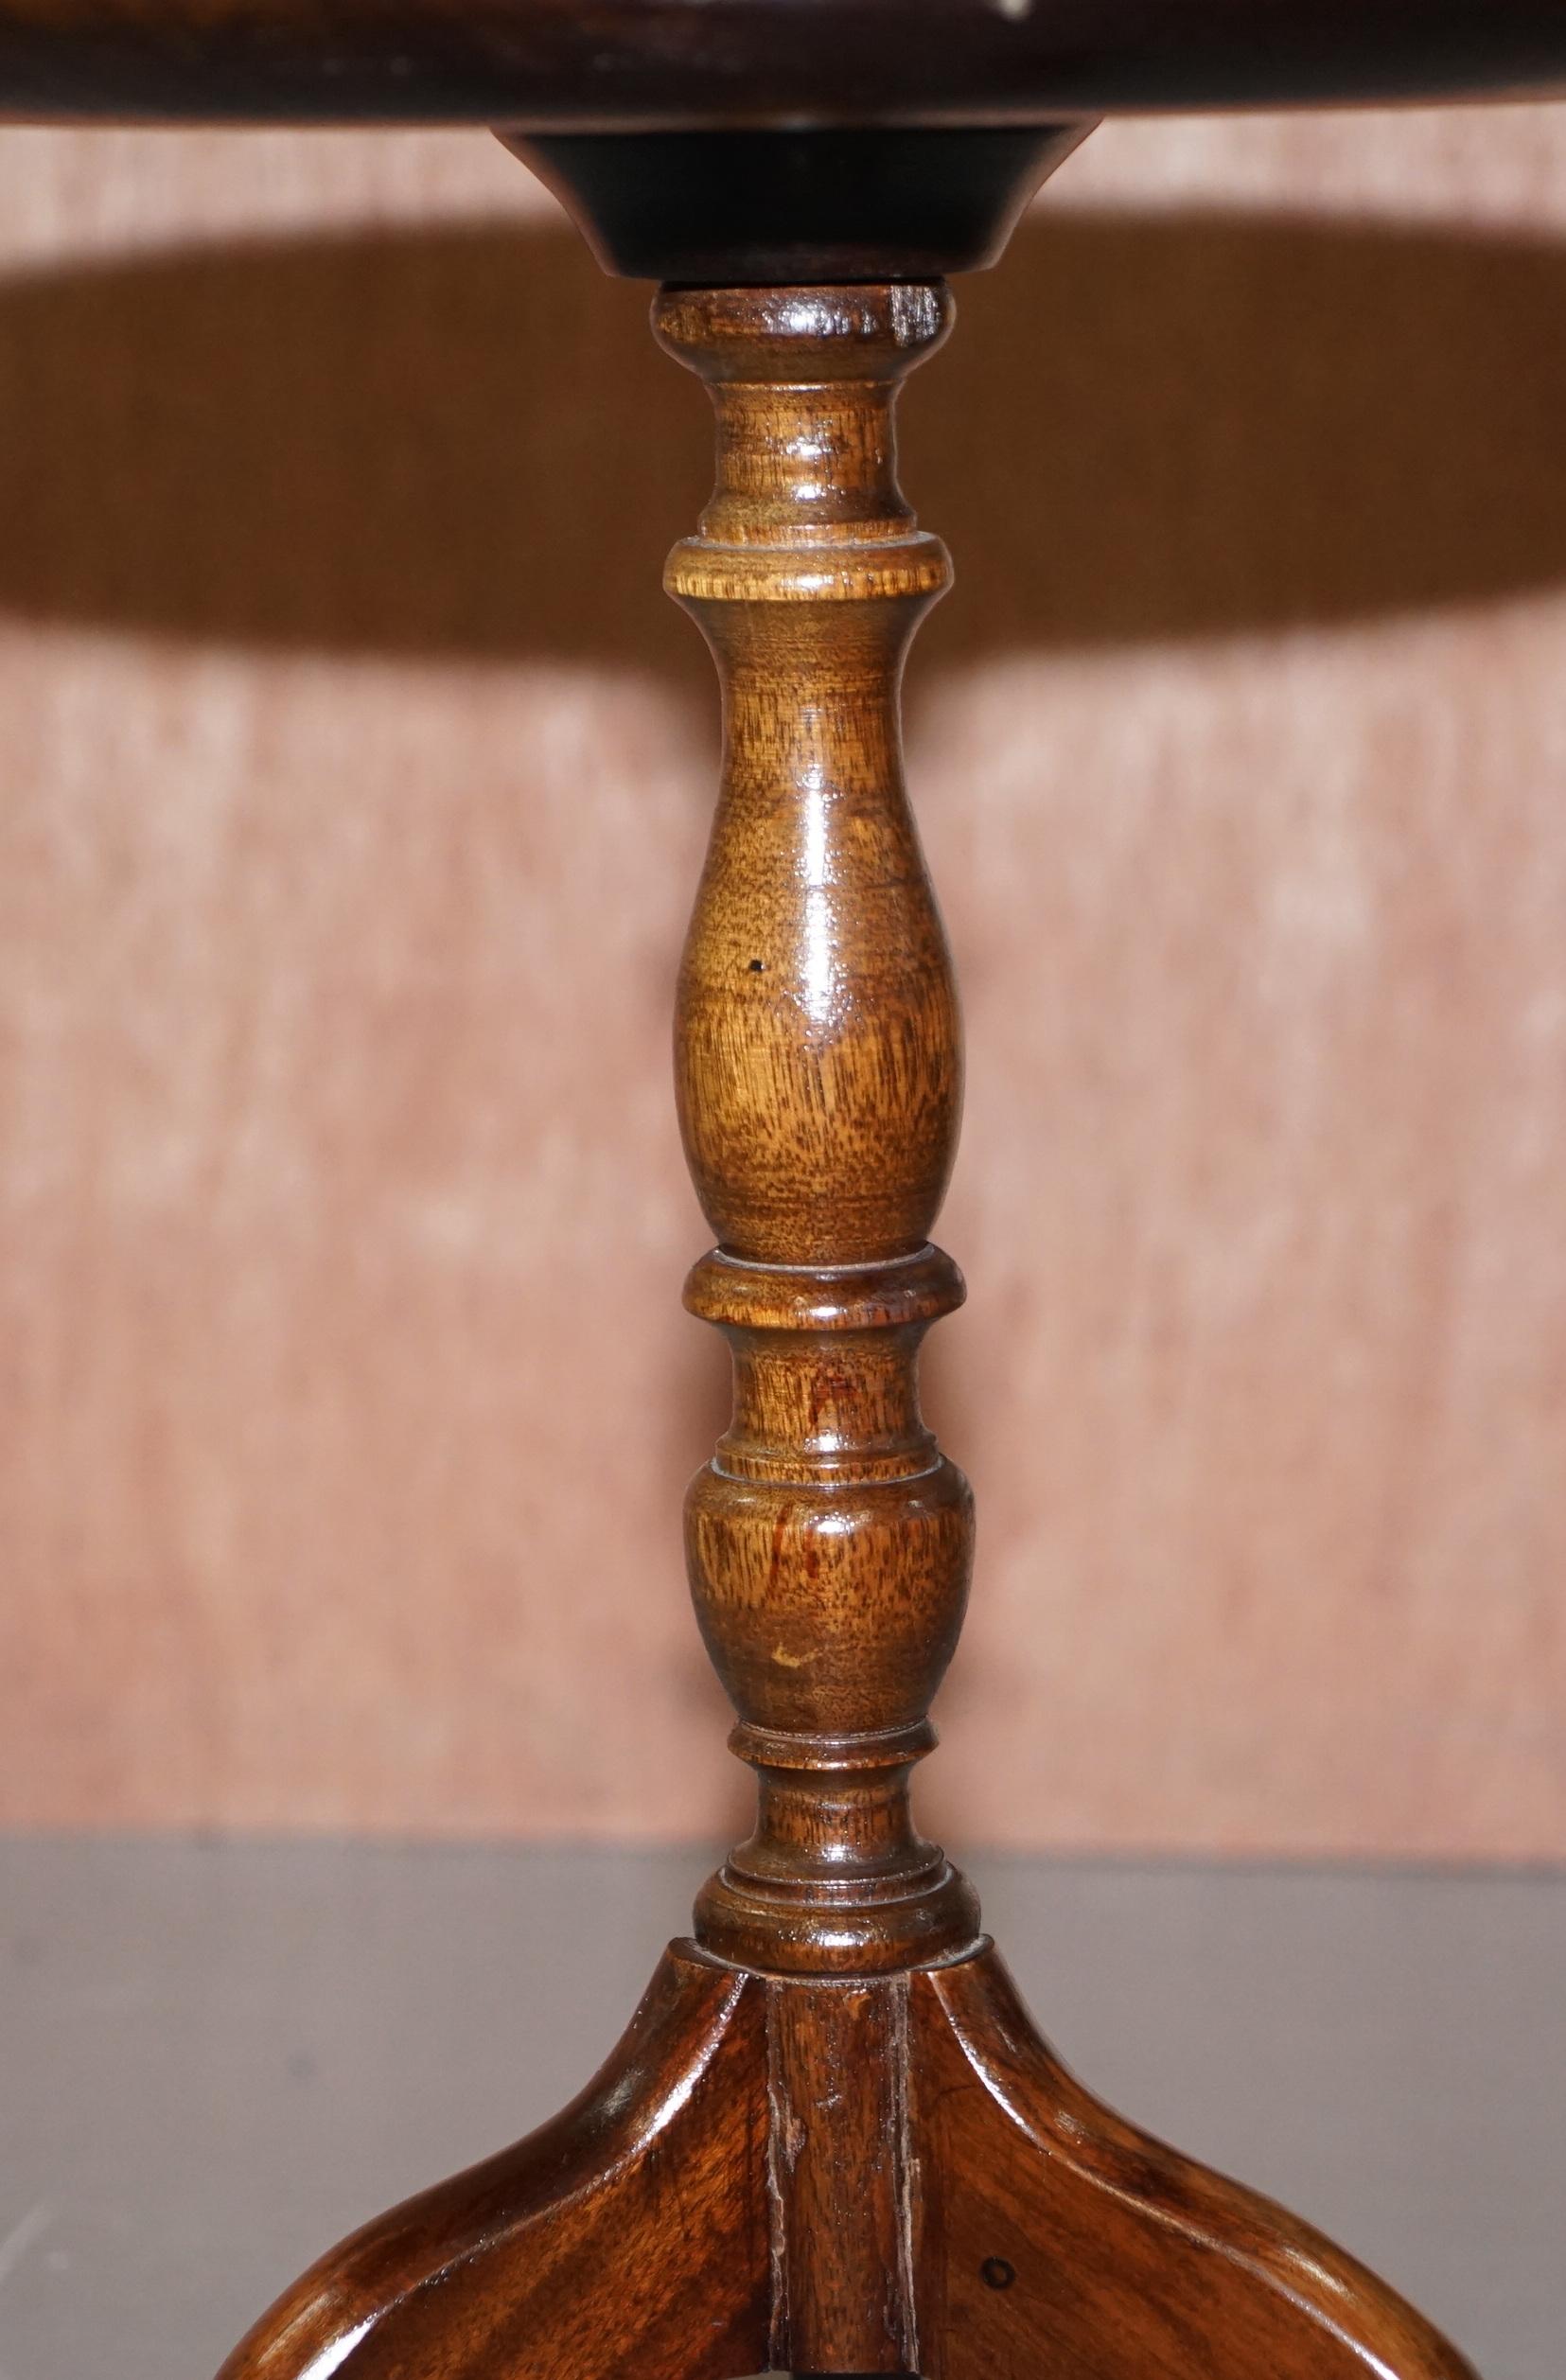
xmin=0 ymin=0 xmax=1561 ymax=128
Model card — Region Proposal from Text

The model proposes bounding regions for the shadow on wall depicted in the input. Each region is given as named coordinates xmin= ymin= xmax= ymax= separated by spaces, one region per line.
xmin=0 ymin=208 xmax=1563 ymax=663
xmin=3 ymin=204 xmax=1563 ymax=1847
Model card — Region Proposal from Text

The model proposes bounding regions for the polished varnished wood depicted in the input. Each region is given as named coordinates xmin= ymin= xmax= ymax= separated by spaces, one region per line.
xmin=0 ymin=0 xmax=1562 ymax=125
xmin=512 ymin=126 xmax=1091 ymax=283
xmin=910 ymin=1949 xmax=1475 ymax=2380
xmin=661 ymin=282 xmax=979 ymax=1980
xmin=217 ymin=1945 xmax=1478 ymax=2380
xmin=216 ymin=273 xmax=1483 ymax=2380
xmin=215 ymin=1945 xmax=773 ymax=2380
xmin=0 ymin=0 xmax=1547 ymax=2354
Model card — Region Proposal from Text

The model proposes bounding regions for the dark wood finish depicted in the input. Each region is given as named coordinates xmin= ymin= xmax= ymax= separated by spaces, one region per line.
xmin=766 ymin=1975 xmax=918 ymax=2372
xmin=215 ymin=1945 xmax=772 ymax=2380
xmin=911 ymin=1949 xmax=1475 ymax=2380
xmin=512 ymin=126 xmax=1090 ymax=284
xmin=216 ymin=1943 xmax=1478 ymax=2379
xmin=0 ymin=0 xmax=1562 ymax=125
xmin=661 ymin=282 xmax=978 ymax=1983
xmin=215 ymin=272 xmax=1485 ymax=2380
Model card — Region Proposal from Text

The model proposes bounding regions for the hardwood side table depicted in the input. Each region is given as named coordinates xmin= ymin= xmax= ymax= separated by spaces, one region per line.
xmin=7 ymin=9 xmax=1559 ymax=2376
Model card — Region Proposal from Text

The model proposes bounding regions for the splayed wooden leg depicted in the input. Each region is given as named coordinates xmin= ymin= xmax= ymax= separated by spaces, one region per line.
xmin=908 ymin=1947 xmax=1474 ymax=2380
xmin=216 ymin=1948 xmax=771 ymax=2380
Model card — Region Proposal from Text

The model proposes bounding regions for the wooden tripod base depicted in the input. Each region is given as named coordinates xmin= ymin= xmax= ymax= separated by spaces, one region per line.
xmin=218 ymin=1935 xmax=1474 ymax=2380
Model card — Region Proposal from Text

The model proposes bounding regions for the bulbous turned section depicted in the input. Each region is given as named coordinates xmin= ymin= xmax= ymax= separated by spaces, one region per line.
xmin=685 ymin=1248 xmax=978 ymax=1971
xmin=658 ymin=282 xmax=959 ymax=1269
xmin=657 ymin=283 xmax=979 ymax=1973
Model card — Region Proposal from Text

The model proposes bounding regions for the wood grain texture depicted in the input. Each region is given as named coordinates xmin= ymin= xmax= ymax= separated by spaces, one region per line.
xmin=1 ymin=115 xmax=1564 ymax=1860
xmin=216 ymin=1943 xmax=772 ymax=2380
xmin=765 ymin=1975 xmax=918 ymax=2372
xmin=216 ymin=1937 xmax=1478 ymax=2380
xmin=660 ymin=282 xmax=981 ymax=1975
xmin=905 ymin=1947 xmax=1475 ymax=2380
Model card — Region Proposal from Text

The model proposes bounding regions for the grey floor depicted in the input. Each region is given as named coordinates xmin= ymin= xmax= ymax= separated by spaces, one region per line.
xmin=0 ymin=1840 xmax=1560 ymax=2380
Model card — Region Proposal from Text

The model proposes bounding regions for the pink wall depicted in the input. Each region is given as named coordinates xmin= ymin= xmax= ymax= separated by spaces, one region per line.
xmin=2 ymin=110 xmax=1563 ymax=1856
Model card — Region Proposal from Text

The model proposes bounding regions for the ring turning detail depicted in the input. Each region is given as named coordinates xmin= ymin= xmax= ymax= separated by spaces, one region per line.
xmin=215 ymin=275 xmax=1482 ymax=2380
xmin=660 ymin=283 xmax=977 ymax=1980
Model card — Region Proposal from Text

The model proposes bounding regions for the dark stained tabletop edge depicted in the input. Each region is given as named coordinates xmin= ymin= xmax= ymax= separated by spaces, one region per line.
xmin=0 ymin=0 xmax=1562 ymax=129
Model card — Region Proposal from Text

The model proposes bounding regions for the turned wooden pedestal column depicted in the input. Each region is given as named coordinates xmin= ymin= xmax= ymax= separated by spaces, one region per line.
xmin=214 ymin=274 xmax=1479 ymax=2380
xmin=661 ymin=281 xmax=977 ymax=1987
xmin=0 ymin=0 xmax=1554 ymax=2360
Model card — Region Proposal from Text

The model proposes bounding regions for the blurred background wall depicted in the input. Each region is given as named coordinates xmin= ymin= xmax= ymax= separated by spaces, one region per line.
xmin=1 ymin=106 xmax=1562 ymax=1860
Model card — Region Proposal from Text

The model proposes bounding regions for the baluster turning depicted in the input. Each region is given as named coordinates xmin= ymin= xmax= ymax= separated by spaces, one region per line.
xmin=656 ymin=281 xmax=980 ymax=1975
